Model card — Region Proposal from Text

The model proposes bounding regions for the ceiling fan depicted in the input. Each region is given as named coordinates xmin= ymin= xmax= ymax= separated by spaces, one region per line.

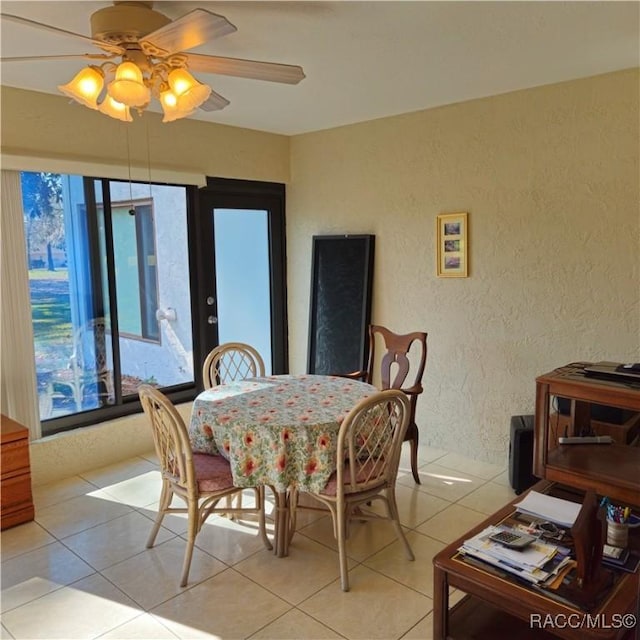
xmin=0 ymin=1 xmax=306 ymax=122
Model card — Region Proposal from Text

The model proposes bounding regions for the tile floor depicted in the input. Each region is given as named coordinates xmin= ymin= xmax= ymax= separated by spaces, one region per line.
xmin=1 ymin=444 xmax=514 ymax=640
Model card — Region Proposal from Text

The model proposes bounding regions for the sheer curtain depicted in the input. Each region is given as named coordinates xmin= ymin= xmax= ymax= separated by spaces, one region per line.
xmin=1 ymin=170 xmax=41 ymax=438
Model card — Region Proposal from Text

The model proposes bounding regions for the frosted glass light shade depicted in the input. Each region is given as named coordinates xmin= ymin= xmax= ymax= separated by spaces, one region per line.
xmin=107 ymin=61 xmax=150 ymax=107
xmin=98 ymin=95 xmax=133 ymax=122
xmin=159 ymin=89 xmax=195 ymax=122
xmin=167 ymin=68 xmax=211 ymax=111
xmin=58 ymin=67 xmax=104 ymax=110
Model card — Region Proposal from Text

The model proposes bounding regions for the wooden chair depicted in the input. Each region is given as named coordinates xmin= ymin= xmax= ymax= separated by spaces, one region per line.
xmin=138 ymin=384 xmax=272 ymax=587
xmin=347 ymin=325 xmax=428 ymax=484
xmin=202 ymin=342 xmax=265 ymax=389
xmin=293 ymin=389 xmax=414 ymax=591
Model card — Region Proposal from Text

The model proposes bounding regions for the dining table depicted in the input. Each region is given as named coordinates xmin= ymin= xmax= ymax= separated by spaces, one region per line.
xmin=188 ymin=373 xmax=377 ymax=556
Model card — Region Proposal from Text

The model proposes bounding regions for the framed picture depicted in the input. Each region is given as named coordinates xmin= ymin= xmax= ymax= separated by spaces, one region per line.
xmin=436 ymin=212 xmax=468 ymax=277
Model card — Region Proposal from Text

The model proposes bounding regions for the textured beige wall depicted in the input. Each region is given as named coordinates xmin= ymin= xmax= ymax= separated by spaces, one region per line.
xmin=0 ymin=87 xmax=289 ymax=183
xmin=288 ymin=69 xmax=640 ymax=464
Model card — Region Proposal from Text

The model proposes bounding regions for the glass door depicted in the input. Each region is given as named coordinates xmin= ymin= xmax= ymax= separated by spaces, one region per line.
xmin=213 ymin=208 xmax=272 ymax=373
xmin=196 ymin=179 xmax=288 ymax=383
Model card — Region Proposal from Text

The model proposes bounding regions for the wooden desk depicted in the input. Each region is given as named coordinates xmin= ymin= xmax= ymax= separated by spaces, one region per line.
xmin=1 ymin=415 xmax=35 ymax=529
xmin=534 ymin=363 xmax=640 ymax=505
xmin=433 ymin=481 xmax=639 ymax=640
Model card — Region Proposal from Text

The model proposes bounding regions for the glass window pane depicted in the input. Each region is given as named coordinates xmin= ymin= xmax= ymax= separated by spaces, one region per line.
xmin=213 ymin=208 xmax=272 ymax=374
xmin=22 ymin=171 xmax=113 ymax=418
xmin=108 ymin=181 xmax=194 ymax=393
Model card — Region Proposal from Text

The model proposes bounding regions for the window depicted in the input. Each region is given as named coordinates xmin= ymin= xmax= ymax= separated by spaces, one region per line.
xmin=20 ymin=172 xmax=288 ymax=435
xmin=22 ymin=172 xmax=195 ymax=434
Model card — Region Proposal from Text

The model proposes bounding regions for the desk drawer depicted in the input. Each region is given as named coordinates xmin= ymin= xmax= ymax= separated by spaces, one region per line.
xmin=0 ymin=474 xmax=34 ymax=529
xmin=1 ymin=438 xmax=30 ymax=477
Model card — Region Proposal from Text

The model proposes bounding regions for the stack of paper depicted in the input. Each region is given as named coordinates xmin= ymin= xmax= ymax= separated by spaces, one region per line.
xmin=459 ymin=526 xmax=570 ymax=584
xmin=514 ymin=491 xmax=581 ymax=528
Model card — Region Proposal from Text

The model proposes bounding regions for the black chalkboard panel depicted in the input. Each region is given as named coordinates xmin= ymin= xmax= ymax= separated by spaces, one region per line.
xmin=307 ymin=235 xmax=375 ymax=375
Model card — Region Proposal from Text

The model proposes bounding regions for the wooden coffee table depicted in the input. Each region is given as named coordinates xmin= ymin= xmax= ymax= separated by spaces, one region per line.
xmin=433 ymin=480 xmax=639 ymax=640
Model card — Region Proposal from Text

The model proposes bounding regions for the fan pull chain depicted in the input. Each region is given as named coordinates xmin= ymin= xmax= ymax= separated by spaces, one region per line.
xmin=145 ymin=118 xmax=153 ymax=202
xmin=126 ymin=126 xmax=135 ymax=215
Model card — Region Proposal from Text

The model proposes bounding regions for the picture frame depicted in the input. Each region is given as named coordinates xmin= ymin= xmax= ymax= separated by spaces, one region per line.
xmin=436 ymin=212 xmax=468 ymax=277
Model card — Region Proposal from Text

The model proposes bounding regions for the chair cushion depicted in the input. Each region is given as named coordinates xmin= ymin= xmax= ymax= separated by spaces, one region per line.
xmin=193 ymin=453 xmax=235 ymax=492
xmin=320 ymin=459 xmax=384 ymax=496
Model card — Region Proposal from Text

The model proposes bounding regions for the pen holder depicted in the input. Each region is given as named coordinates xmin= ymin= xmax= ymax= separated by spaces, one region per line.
xmin=606 ymin=519 xmax=629 ymax=548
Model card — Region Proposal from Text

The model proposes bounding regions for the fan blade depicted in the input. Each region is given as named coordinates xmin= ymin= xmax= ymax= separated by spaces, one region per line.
xmin=0 ymin=13 xmax=124 ymax=55
xmin=199 ymin=90 xmax=230 ymax=112
xmin=1 ymin=53 xmax=116 ymax=63
xmin=184 ymin=54 xmax=306 ymax=85
xmin=140 ymin=9 xmax=236 ymax=57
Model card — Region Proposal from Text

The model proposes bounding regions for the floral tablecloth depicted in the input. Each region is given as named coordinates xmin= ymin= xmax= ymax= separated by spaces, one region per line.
xmin=189 ymin=374 xmax=377 ymax=493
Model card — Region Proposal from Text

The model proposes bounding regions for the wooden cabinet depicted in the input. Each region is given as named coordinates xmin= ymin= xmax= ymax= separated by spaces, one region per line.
xmin=1 ymin=414 xmax=35 ymax=529
xmin=533 ymin=363 xmax=640 ymax=506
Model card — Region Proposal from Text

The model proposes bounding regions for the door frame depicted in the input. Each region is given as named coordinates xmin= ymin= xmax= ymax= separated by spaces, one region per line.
xmin=194 ymin=177 xmax=289 ymax=387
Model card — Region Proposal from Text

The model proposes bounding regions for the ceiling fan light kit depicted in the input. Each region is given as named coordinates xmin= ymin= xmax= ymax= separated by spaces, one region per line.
xmin=2 ymin=1 xmax=306 ymax=124
xmin=57 ymin=53 xmax=211 ymax=122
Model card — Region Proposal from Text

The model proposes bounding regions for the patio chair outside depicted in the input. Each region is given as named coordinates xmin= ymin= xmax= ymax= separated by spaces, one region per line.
xmin=52 ymin=317 xmax=114 ymax=412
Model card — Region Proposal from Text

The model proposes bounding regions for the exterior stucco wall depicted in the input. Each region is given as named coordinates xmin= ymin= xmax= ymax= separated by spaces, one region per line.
xmin=287 ymin=69 xmax=640 ymax=464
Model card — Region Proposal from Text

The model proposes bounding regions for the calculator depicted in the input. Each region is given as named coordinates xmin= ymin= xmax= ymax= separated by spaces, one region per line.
xmin=489 ymin=530 xmax=536 ymax=549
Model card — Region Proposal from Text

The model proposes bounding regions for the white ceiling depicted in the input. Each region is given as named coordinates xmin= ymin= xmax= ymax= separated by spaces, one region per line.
xmin=1 ymin=1 xmax=638 ymax=135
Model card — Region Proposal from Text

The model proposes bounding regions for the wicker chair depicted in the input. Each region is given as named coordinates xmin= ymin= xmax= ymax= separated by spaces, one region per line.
xmin=292 ymin=389 xmax=414 ymax=591
xmin=202 ymin=342 xmax=266 ymax=513
xmin=202 ymin=342 xmax=265 ymax=389
xmin=138 ymin=384 xmax=272 ymax=587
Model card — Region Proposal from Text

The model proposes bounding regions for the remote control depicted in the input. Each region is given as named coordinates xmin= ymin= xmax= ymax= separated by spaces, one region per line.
xmin=558 ymin=435 xmax=614 ymax=444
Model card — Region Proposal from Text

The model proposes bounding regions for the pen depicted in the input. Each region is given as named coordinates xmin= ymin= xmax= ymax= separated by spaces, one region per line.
xmin=624 ymin=507 xmax=630 ymax=522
